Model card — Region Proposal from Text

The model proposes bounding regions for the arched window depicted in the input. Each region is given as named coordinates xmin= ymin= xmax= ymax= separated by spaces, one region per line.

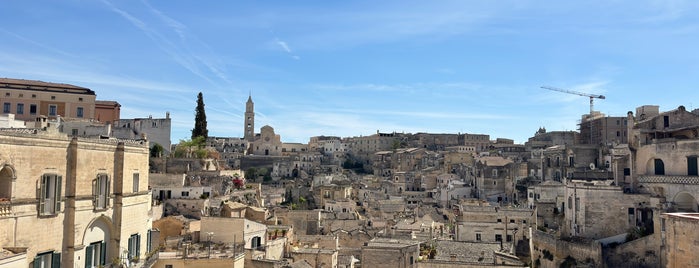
xmin=654 ymin=159 xmax=665 ymax=175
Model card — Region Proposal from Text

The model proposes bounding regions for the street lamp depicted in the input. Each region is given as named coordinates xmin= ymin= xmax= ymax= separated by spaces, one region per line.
xmin=206 ymin=232 xmax=215 ymax=258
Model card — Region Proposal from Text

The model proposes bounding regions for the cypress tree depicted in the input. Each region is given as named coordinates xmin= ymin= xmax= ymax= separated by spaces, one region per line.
xmin=192 ymin=92 xmax=208 ymax=139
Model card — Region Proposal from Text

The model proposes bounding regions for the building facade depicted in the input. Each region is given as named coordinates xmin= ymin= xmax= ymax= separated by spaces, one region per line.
xmin=0 ymin=127 xmax=152 ymax=268
xmin=0 ymin=78 xmax=97 ymax=122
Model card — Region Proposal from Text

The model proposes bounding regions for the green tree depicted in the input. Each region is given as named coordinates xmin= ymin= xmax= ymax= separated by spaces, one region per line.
xmin=192 ymin=92 xmax=208 ymax=139
xmin=245 ymin=167 xmax=258 ymax=180
xmin=150 ymin=143 xmax=164 ymax=157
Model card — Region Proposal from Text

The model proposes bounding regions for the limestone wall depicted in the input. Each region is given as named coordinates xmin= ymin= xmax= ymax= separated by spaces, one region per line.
xmin=530 ymin=229 xmax=602 ymax=268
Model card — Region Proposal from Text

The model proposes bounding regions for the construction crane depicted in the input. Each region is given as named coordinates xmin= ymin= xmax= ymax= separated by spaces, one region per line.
xmin=541 ymin=86 xmax=606 ymax=114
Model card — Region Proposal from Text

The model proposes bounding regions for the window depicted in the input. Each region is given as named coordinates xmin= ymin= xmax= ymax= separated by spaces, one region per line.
xmin=251 ymin=236 xmax=262 ymax=249
xmin=654 ymin=159 xmax=665 ymax=175
xmin=78 ymin=97 xmax=83 ymax=102
xmin=181 ymin=191 xmax=189 ymax=197
xmin=688 ymin=156 xmax=698 ymax=176
xmin=510 ymin=219 xmax=515 ymax=223
xmin=92 ymin=174 xmax=110 ymax=210
xmin=51 ymin=96 xmax=56 ymax=100
xmin=3 ymin=102 xmax=10 ymax=113
xmin=476 ymin=233 xmax=481 ymax=241
xmin=497 ymin=218 xmax=502 ymax=223
xmin=4 ymin=92 xmax=8 ymax=97
xmin=39 ymin=174 xmax=62 ymax=215
xmin=575 ymin=198 xmax=580 ymax=212
xmin=16 ymin=103 xmax=24 ymax=114
xmin=33 ymin=251 xmax=61 ymax=268
xmin=495 ymin=234 xmax=502 ymax=241
xmin=506 ymin=235 xmax=513 ymax=242
xmin=30 ymin=104 xmax=37 ymax=115
xmin=147 ymin=230 xmax=152 ymax=252
xmin=85 ymin=241 xmax=106 ymax=268
xmin=32 ymin=94 xmax=36 ymax=98
xmin=133 ymin=173 xmax=139 ymax=193
xmin=71 ymin=129 xmax=78 ymax=136
xmin=128 ymin=234 xmax=141 ymax=260
xmin=76 ymin=107 xmax=84 ymax=118
xmin=48 ymin=105 xmax=57 ymax=116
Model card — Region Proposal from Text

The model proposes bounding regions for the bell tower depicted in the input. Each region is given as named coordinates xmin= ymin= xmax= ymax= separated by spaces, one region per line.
xmin=244 ymin=94 xmax=255 ymax=140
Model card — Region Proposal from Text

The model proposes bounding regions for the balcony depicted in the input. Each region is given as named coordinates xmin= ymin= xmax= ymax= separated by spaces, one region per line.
xmin=0 ymin=200 xmax=12 ymax=217
xmin=638 ymin=175 xmax=699 ymax=185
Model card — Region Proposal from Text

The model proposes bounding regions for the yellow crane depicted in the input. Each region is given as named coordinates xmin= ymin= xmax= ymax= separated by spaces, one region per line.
xmin=541 ymin=86 xmax=605 ymax=114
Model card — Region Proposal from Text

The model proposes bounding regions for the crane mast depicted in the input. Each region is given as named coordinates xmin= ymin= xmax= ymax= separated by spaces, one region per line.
xmin=541 ymin=86 xmax=606 ymax=114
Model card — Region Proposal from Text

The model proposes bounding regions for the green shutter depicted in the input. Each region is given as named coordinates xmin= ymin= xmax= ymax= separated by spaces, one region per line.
xmin=92 ymin=178 xmax=97 ymax=208
xmin=136 ymin=234 xmax=141 ymax=256
xmin=128 ymin=236 xmax=133 ymax=258
xmin=52 ymin=252 xmax=61 ymax=268
xmin=33 ymin=256 xmax=41 ymax=268
xmin=55 ymin=176 xmax=62 ymax=212
xmin=85 ymin=245 xmax=93 ymax=268
xmin=100 ymin=242 xmax=106 ymax=266
xmin=147 ymin=230 xmax=152 ymax=252
xmin=106 ymin=177 xmax=111 ymax=208
xmin=38 ymin=175 xmax=47 ymax=215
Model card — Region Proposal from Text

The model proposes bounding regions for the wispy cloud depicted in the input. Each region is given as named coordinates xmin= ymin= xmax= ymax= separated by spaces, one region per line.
xmin=101 ymin=0 xmax=234 ymax=86
xmin=274 ymin=38 xmax=300 ymax=60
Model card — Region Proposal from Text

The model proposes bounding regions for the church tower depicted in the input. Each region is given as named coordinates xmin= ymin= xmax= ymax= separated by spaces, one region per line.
xmin=244 ymin=94 xmax=255 ymax=140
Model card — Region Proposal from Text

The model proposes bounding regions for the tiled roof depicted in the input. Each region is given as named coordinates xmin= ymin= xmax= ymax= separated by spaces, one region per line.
xmin=0 ymin=78 xmax=95 ymax=95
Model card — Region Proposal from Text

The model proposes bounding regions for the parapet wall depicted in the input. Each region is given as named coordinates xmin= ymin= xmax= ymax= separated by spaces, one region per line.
xmin=530 ymin=229 xmax=602 ymax=268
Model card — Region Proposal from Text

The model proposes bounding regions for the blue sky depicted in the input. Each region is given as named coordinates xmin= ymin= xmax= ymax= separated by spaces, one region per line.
xmin=2 ymin=1 xmax=699 ymax=144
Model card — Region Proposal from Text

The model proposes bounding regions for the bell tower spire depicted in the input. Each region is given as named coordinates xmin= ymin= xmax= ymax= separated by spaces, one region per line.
xmin=244 ymin=93 xmax=255 ymax=141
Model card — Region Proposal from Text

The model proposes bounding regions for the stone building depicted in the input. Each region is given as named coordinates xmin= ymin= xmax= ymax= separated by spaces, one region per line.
xmin=562 ymin=180 xmax=650 ymax=239
xmin=661 ymin=213 xmax=699 ymax=268
xmin=94 ymin=100 xmax=121 ymax=125
xmin=251 ymin=126 xmax=283 ymax=156
xmin=360 ymin=238 xmax=420 ymax=268
xmin=629 ymin=106 xmax=699 ymax=212
xmin=462 ymin=133 xmax=490 ymax=153
xmin=0 ymin=126 xmax=152 ymax=268
xmin=524 ymin=128 xmax=577 ymax=151
xmin=114 ymin=113 xmax=172 ymax=154
xmin=454 ymin=205 xmax=533 ymax=246
xmin=474 ymin=156 xmax=518 ymax=203
xmin=578 ymin=112 xmax=628 ymax=146
xmin=0 ymin=78 xmax=97 ymax=122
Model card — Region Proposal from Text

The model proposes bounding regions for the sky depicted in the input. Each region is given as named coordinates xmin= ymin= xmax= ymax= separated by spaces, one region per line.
xmin=1 ymin=1 xmax=699 ymax=144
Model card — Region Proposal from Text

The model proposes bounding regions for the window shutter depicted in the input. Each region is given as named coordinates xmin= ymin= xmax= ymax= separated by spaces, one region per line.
xmin=85 ymin=245 xmax=92 ymax=268
xmin=33 ymin=256 xmax=41 ymax=268
xmin=106 ymin=177 xmax=111 ymax=208
xmin=100 ymin=242 xmax=106 ymax=266
xmin=137 ymin=234 xmax=141 ymax=256
xmin=55 ymin=176 xmax=62 ymax=212
xmin=38 ymin=175 xmax=47 ymax=215
xmin=92 ymin=178 xmax=97 ymax=208
xmin=52 ymin=252 xmax=61 ymax=268
xmin=128 ymin=236 xmax=133 ymax=259
xmin=147 ymin=230 xmax=152 ymax=252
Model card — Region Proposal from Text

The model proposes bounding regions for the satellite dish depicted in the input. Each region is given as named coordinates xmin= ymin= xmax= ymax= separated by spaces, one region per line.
xmin=589 ymin=163 xmax=596 ymax=170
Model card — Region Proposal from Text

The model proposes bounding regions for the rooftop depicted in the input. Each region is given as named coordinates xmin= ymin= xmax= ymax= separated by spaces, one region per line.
xmin=0 ymin=78 xmax=95 ymax=95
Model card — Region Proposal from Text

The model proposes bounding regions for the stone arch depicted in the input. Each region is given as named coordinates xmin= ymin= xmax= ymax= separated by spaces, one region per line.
xmin=0 ymin=164 xmax=16 ymax=200
xmin=82 ymin=215 xmax=115 ymax=245
xmin=81 ymin=215 xmax=115 ymax=268
xmin=646 ymin=158 xmax=665 ymax=175
xmin=673 ymin=192 xmax=698 ymax=212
